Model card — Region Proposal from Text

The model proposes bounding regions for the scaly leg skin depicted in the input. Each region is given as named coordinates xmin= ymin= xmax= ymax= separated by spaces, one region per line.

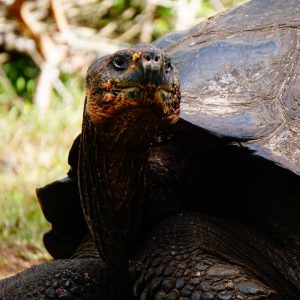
xmin=0 ymin=258 xmax=131 ymax=300
xmin=130 ymin=214 xmax=281 ymax=300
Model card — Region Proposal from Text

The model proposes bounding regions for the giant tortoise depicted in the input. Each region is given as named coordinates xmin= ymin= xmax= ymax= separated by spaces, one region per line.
xmin=0 ymin=0 xmax=299 ymax=299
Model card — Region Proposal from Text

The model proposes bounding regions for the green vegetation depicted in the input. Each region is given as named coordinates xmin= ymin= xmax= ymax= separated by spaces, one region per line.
xmin=0 ymin=71 xmax=84 ymax=257
xmin=1 ymin=53 xmax=39 ymax=104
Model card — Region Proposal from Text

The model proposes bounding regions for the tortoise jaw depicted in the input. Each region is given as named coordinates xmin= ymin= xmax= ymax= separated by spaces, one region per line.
xmin=86 ymin=85 xmax=180 ymax=127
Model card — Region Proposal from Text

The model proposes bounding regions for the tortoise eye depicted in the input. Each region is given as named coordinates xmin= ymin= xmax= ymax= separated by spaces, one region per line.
xmin=112 ymin=56 xmax=128 ymax=70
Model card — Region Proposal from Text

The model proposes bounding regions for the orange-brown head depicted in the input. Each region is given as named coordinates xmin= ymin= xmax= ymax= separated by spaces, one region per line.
xmin=84 ymin=43 xmax=180 ymax=134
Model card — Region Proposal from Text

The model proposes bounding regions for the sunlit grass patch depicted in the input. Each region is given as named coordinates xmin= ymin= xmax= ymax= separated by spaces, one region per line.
xmin=0 ymin=75 xmax=84 ymax=257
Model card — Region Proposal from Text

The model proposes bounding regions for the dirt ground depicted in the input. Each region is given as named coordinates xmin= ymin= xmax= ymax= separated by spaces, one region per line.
xmin=0 ymin=243 xmax=50 ymax=280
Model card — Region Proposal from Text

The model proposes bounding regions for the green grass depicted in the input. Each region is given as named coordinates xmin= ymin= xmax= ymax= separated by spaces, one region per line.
xmin=0 ymin=75 xmax=84 ymax=256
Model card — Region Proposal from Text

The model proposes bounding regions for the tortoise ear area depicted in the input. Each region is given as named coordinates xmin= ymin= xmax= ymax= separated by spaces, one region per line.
xmin=85 ymin=56 xmax=108 ymax=88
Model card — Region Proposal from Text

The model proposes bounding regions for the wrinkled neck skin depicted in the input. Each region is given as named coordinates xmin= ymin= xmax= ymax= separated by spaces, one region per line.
xmin=78 ymin=108 xmax=160 ymax=274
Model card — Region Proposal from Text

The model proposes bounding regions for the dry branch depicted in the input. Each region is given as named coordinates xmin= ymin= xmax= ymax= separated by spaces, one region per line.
xmin=0 ymin=0 xmax=209 ymax=110
xmin=1 ymin=0 xmax=127 ymax=111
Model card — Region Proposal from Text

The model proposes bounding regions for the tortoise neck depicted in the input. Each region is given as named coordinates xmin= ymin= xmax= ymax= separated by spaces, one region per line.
xmin=97 ymin=140 xmax=149 ymax=213
xmin=78 ymin=115 xmax=154 ymax=272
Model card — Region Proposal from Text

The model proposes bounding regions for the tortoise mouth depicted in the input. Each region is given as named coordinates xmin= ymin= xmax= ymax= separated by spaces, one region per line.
xmin=86 ymin=85 xmax=180 ymax=126
xmin=107 ymin=85 xmax=178 ymax=106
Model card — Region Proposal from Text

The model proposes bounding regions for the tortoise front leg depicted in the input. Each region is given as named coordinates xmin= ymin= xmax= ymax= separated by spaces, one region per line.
xmin=130 ymin=213 xmax=284 ymax=300
xmin=0 ymin=257 xmax=131 ymax=300
xmin=132 ymin=250 xmax=277 ymax=300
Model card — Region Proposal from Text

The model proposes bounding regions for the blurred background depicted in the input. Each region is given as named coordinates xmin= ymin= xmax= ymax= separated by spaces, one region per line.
xmin=0 ymin=0 xmax=246 ymax=278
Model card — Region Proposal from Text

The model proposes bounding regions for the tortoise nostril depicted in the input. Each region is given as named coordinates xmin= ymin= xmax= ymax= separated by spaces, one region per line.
xmin=143 ymin=54 xmax=161 ymax=63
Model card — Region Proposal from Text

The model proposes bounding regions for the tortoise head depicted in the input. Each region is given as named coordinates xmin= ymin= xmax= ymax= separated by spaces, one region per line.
xmin=79 ymin=44 xmax=180 ymax=273
xmin=84 ymin=43 xmax=180 ymax=142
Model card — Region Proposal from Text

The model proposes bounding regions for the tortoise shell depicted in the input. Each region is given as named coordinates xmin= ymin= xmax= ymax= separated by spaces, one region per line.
xmin=154 ymin=0 xmax=300 ymax=175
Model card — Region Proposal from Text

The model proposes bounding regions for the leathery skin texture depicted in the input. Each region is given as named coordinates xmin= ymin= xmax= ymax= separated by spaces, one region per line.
xmin=1 ymin=213 xmax=294 ymax=300
xmin=0 ymin=258 xmax=130 ymax=300
xmin=130 ymin=213 xmax=280 ymax=300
